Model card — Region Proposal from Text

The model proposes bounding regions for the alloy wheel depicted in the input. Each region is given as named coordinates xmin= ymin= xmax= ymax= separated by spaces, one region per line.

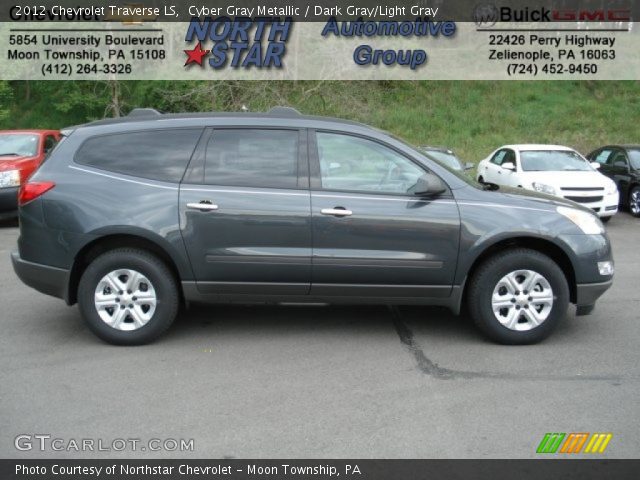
xmin=630 ymin=189 xmax=640 ymax=216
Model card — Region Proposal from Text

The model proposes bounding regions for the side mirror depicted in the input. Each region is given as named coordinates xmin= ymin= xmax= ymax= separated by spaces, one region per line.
xmin=502 ymin=162 xmax=516 ymax=171
xmin=411 ymin=173 xmax=447 ymax=197
xmin=464 ymin=162 xmax=474 ymax=171
xmin=591 ymin=162 xmax=601 ymax=169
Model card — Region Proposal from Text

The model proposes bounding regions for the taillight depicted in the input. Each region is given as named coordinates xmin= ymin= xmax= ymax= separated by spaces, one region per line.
xmin=18 ymin=181 xmax=55 ymax=206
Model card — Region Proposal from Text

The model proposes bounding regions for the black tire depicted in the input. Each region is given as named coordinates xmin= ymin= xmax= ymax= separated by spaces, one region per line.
xmin=78 ymin=248 xmax=179 ymax=345
xmin=467 ymin=248 xmax=569 ymax=345
xmin=629 ymin=186 xmax=640 ymax=217
xmin=478 ymin=176 xmax=485 ymax=184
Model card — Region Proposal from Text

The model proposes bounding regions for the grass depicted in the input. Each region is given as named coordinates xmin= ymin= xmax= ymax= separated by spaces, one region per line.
xmin=2 ymin=81 xmax=639 ymax=163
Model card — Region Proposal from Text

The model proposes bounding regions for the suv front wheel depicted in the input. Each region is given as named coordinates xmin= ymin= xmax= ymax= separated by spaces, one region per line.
xmin=78 ymin=248 xmax=179 ymax=345
xmin=629 ymin=186 xmax=640 ymax=217
xmin=467 ymin=248 xmax=569 ymax=344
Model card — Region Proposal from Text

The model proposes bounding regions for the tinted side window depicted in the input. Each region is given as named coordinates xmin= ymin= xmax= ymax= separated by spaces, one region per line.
xmin=316 ymin=132 xmax=425 ymax=195
xmin=204 ymin=129 xmax=299 ymax=189
xmin=608 ymin=150 xmax=628 ymax=167
xmin=503 ymin=149 xmax=516 ymax=165
xmin=43 ymin=135 xmax=57 ymax=154
xmin=76 ymin=129 xmax=203 ymax=182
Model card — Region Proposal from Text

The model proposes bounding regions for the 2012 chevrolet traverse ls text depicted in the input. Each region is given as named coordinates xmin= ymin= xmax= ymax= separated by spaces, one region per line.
xmin=11 ymin=108 xmax=614 ymax=345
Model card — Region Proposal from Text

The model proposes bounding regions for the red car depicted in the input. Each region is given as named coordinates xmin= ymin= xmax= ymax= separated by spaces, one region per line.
xmin=0 ymin=130 xmax=60 ymax=220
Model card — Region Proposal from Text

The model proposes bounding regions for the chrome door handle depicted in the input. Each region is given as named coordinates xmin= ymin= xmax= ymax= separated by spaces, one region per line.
xmin=321 ymin=208 xmax=352 ymax=217
xmin=186 ymin=202 xmax=219 ymax=211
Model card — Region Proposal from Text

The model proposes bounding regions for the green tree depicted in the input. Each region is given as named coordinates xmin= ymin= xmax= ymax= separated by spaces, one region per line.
xmin=0 ymin=81 xmax=12 ymax=122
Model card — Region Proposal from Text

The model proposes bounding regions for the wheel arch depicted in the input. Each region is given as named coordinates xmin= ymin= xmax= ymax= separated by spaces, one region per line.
xmin=627 ymin=181 xmax=640 ymax=206
xmin=460 ymin=236 xmax=578 ymax=310
xmin=67 ymin=232 xmax=189 ymax=306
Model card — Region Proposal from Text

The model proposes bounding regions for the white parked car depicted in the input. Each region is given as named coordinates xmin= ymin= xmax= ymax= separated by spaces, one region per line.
xmin=477 ymin=144 xmax=619 ymax=221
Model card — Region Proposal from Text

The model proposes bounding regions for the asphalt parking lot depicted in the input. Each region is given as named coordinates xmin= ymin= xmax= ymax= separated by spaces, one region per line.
xmin=0 ymin=214 xmax=638 ymax=459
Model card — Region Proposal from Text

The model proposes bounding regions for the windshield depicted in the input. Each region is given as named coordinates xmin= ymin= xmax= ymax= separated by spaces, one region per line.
xmin=627 ymin=150 xmax=640 ymax=170
xmin=520 ymin=150 xmax=592 ymax=172
xmin=424 ymin=151 xmax=462 ymax=170
xmin=0 ymin=134 xmax=39 ymax=157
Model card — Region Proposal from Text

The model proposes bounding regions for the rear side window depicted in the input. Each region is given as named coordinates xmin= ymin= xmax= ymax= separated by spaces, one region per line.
xmin=43 ymin=135 xmax=58 ymax=154
xmin=76 ymin=129 xmax=203 ymax=182
xmin=204 ymin=129 xmax=299 ymax=189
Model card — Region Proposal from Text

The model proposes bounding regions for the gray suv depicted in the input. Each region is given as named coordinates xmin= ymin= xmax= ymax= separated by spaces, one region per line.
xmin=11 ymin=108 xmax=614 ymax=345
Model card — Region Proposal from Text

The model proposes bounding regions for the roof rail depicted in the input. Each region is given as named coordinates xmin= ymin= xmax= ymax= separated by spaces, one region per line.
xmin=267 ymin=106 xmax=301 ymax=117
xmin=127 ymin=108 xmax=162 ymax=118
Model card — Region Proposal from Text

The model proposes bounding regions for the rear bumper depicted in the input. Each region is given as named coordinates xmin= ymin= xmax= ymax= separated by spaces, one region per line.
xmin=575 ymin=279 xmax=613 ymax=314
xmin=0 ymin=187 xmax=19 ymax=219
xmin=11 ymin=251 xmax=69 ymax=302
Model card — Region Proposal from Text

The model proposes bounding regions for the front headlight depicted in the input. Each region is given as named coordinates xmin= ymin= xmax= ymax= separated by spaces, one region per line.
xmin=532 ymin=182 xmax=556 ymax=195
xmin=0 ymin=170 xmax=21 ymax=188
xmin=557 ymin=206 xmax=604 ymax=235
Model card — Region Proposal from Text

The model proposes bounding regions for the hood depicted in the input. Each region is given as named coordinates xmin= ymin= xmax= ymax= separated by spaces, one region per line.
xmin=0 ymin=155 xmax=35 ymax=172
xmin=517 ymin=170 xmax=613 ymax=189
xmin=496 ymin=185 xmax=595 ymax=214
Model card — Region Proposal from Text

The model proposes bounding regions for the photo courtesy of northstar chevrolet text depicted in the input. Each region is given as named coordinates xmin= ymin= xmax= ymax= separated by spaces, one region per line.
xmin=0 ymin=0 xmax=639 ymax=478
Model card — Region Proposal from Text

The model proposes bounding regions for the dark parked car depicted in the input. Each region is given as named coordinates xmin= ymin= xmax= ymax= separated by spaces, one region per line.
xmin=587 ymin=145 xmax=640 ymax=217
xmin=419 ymin=146 xmax=473 ymax=172
xmin=0 ymin=130 xmax=60 ymax=220
xmin=12 ymin=108 xmax=614 ymax=345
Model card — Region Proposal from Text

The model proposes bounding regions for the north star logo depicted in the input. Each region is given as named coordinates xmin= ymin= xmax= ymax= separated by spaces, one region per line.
xmin=183 ymin=16 xmax=292 ymax=69
xmin=184 ymin=42 xmax=209 ymax=66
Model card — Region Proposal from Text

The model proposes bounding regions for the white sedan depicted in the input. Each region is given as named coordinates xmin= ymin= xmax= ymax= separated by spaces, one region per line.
xmin=477 ymin=144 xmax=619 ymax=221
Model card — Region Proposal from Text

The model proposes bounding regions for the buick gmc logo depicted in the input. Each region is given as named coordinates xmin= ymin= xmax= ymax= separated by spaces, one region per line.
xmin=475 ymin=5 xmax=631 ymax=24
xmin=473 ymin=4 xmax=499 ymax=27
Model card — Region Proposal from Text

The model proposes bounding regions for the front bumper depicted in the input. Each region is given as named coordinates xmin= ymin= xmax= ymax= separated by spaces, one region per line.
xmin=0 ymin=186 xmax=19 ymax=219
xmin=560 ymin=191 xmax=619 ymax=218
xmin=576 ymin=279 xmax=613 ymax=305
xmin=11 ymin=251 xmax=70 ymax=302
xmin=574 ymin=279 xmax=613 ymax=316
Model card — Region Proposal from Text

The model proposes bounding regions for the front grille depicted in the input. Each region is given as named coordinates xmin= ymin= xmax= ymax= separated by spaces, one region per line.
xmin=561 ymin=187 xmax=604 ymax=192
xmin=564 ymin=195 xmax=604 ymax=203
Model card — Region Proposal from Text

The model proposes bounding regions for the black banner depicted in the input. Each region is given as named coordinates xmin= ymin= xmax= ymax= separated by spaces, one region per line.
xmin=2 ymin=460 xmax=640 ymax=480
xmin=0 ymin=0 xmax=637 ymax=22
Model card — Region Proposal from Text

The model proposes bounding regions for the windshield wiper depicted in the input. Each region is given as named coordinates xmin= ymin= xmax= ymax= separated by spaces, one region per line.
xmin=0 ymin=153 xmax=22 ymax=156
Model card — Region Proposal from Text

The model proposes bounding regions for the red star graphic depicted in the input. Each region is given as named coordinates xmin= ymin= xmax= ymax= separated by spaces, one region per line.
xmin=184 ymin=42 xmax=210 ymax=66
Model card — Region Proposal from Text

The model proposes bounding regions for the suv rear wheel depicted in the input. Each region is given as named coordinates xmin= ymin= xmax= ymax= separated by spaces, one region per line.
xmin=467 ymin=248 xmax=569 ymax=344
xmin=78 ymin=248 xmax=179 ymax=345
